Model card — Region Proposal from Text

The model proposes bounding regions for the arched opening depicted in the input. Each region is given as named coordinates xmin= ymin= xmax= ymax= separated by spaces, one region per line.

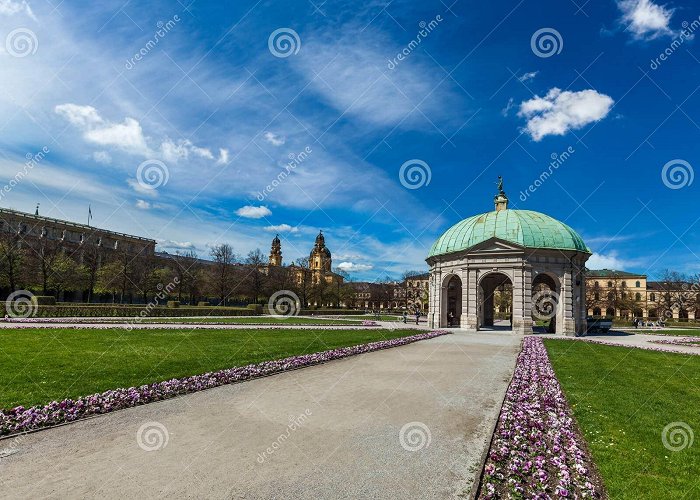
xmin=532 ymin=273 xmax=560 ymax=334
xmin=679 ymin=309 xmax=689 ymax=321
xmin=605 ymin=307 xmax=615 ymax=318
xmin=593 ymin=307 xmax=602 ymax=317
xmin=443 ymin=274 xmax=462 ymax=327
xmin=478 ymin=272 xmax=513 ymax=331
xmin=648 ymin=309 xmax=658 ymax=319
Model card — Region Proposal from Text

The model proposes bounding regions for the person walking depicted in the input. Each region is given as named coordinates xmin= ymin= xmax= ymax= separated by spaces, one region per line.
xmin=415 ymin=310 xmax=420 ymax=325
xmin=402 ymin=311 xmax=407 ymax=324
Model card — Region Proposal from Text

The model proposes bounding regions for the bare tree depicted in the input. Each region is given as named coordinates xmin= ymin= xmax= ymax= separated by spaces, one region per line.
xmin=209 ymin=243 xmax=236 ymax=306
xmin=0 ymin=231 xmax=24 ymax=292
xmin=243 ymin=249 xmax=267 ymax=304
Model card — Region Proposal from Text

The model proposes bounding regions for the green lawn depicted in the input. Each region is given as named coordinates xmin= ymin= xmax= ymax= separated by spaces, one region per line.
xmin=544 ymin=339 xmax=700 ymax=499
xmin=139 ymin=316 xmax=362 ymax=325
xmin=0 ymin=327 xmax=417 ymax=409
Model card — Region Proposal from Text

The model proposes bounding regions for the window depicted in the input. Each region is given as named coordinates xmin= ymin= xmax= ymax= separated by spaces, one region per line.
xmin=594 ymin=292 xmax=600 ymax=301
xmin=621 ymin=282 xmax=627 ymax=288
xmin=635 ymin=281 xmax=641 ymax=288
xmin=650 ymin=293 xmax=656 ymax=302
xmin=635 ymin=293 xmax=641 ymax=301
xmin=594 ymin=281 xmax=599 ymax=287
xmin=608 ymin=281 xmax=613 ymax=288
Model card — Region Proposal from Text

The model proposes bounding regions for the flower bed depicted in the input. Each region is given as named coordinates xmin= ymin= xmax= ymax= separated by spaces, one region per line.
xmin=479 ymin=337 xmax=601 ymax=498
xmin=0 ymin=330 xmax=449 ymax=437
xmin=649 ymin=338 xmax=700 ymax=347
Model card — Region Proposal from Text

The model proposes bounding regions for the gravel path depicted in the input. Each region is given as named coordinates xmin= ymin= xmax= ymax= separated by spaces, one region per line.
xmin=0 ymin=330 xmax=520 ymax=499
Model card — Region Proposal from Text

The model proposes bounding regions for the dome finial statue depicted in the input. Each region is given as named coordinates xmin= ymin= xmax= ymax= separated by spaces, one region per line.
xmin=494 ymin=176 xmax=508 ymax=212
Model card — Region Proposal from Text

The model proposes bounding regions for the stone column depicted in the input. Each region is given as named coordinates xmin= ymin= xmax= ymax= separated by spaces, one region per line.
xmin=465 ymin=268 xmax=479 ymax=330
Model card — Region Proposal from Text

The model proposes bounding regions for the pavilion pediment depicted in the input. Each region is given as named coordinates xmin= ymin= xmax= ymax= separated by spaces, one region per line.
xmin=465 ymin=237 xmax=525 ymax=254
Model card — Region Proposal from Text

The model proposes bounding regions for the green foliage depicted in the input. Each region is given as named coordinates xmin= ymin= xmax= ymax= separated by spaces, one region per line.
xmin=31 ymin=295 xmax=56 ymax=306
xmin=246 ymin=303 xmax=263 ymax=315
xmin=166 ymin=300 xmax=180 ymax=308
xmin=197 ymin=301 xmax=211 ymax=307
xmin=545 ymin=340 xmax=700 ymax=499
xmin=35 ymin=305 xmax=251 ymax=317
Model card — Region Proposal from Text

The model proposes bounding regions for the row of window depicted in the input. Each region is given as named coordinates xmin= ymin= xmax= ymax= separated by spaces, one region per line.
xmin=593 ymin=280 xmax=642 ymax=288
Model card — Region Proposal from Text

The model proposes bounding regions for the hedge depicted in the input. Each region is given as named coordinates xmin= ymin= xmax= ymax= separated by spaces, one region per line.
xmin=34 ymin=305 xmax=256 ymax=318
xmin=31 ymin=296 xmax=56 ymax=306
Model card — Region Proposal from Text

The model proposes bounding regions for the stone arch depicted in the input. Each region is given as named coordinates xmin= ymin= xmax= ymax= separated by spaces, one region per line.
xmin=593 ymin=307 xmax=601 ymax=316
xmin=477 ymin=271 xmax=514 ymax=331
xmin=531 ymin=271 xmax=562 ymax=334
xmin=440 ymin=273 xmax=462 ymax=328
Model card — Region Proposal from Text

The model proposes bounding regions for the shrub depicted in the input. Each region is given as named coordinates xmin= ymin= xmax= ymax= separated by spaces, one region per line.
xmin=197 ymin=301 xmax=211 ymax=307
xmin=246 ymin=304 xmax=263 ymax=315
xmin=34 ymin=305 xmax=251 ymax=318
xmin=31 ymin=296 xmax=56 ymax=306
xmin=167 ymin=301 xmax=180 ymax=308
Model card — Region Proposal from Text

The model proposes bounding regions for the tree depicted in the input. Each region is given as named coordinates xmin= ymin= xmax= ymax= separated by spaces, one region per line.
xmin=291 ymin=257 xmax=312 ymax=307
xmin=171 ymin=250 xmax=202 ymax=304
xmin=243 ymin=249 xmax=267 ymax=303
xmin=95 ymin=260 xmax=123 ymax=302
xmin=27 ymin=237 xmax=62 ymax=295
xmin=47 ymin=253 xmax=82 ymax=298
xmin=80 ymin=244 xmax=102 ymax=303
xmin=0 ymin=231 xmax=25 ymax=292
xmin=209 ymin=243 xmax=236 ymax=306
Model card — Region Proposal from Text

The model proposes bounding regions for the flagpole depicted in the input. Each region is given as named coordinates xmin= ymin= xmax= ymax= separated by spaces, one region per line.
xmin=88 ymin=205 xmax=92 ymax=227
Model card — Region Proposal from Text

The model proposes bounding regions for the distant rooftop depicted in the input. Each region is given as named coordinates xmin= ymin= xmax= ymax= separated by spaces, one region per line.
xmin=586 ymin=269 xmax=647 ymax=278
xmin=0 ymin=207 xmax=156 ymax=244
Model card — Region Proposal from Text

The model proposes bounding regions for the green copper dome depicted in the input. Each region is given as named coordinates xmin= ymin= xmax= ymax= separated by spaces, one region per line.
xmin=428 ymin=209 xmax=590 ymax=258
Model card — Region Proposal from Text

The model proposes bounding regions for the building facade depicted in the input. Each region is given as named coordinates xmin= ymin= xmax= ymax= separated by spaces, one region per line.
xmin=585 ymin=269 xmax=699 ymax=321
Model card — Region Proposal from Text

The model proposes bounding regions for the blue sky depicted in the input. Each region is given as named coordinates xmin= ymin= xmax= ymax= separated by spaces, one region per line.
xmin=0 ymin=0 xmax=698 ymax=280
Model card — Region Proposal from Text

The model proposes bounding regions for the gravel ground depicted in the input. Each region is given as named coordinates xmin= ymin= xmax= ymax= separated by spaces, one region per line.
xmin=0 ymin=330 xmax=520 ymax=499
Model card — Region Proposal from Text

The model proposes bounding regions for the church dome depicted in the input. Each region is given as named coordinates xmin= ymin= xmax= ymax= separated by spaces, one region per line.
xmin=427 ymin=209 xmax=590 ymax=258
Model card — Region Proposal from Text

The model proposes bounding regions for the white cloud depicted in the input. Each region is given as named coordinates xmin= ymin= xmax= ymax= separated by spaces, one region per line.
xmin=161 ymin=138 xmax=214 ymax=162
xmin=264 ymin=224 xmax=298 ymax=233
xmin=263 ymin=131 xmax=285 ymax=146
xmin=135 ymin=199 xmax=151 ymax=209
xmin=93 ymin=151 xmax=112 ymax=164
xmin=55 ymin=104 xmax=149 ymax=155
xmin=158 ymin=239 xmax=196 ymax=250
xmin=127 ymin=178 xmax=158 ymax=197
xmin=501 ymin=97 xmax=515 ymax=117
xmin=618 ymin=0 xmax=673 ymax=39
xmin=0 ymin=0 xmax=36 ymax=19
xmin=518 ymin=88 xmax=614 ymax=141
xmin=518 ymin=71 xmax=538 ymax=82
xmin=587 ymin=252 xmax=631 ymax=270
xmin=235 ymin=205 xmax=272 ymax=219
xmin=216 ymin=148 xmax=229 ymax=165
xmin=337 ymin=261 xmax=373 ymax=272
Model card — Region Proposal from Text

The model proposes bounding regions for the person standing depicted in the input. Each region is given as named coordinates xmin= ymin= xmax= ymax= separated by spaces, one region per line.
xmin=402 ymin=311 xmax=407 ymax=324
xmin=415 ymin=310 xmax=420 ymax=325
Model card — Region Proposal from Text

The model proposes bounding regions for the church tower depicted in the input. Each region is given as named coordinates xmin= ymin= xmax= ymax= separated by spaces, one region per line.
xmin=269 ymin=234 xmax=282 ymax=266
xmin=309 ymin=230 xmax=332 ymax=272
